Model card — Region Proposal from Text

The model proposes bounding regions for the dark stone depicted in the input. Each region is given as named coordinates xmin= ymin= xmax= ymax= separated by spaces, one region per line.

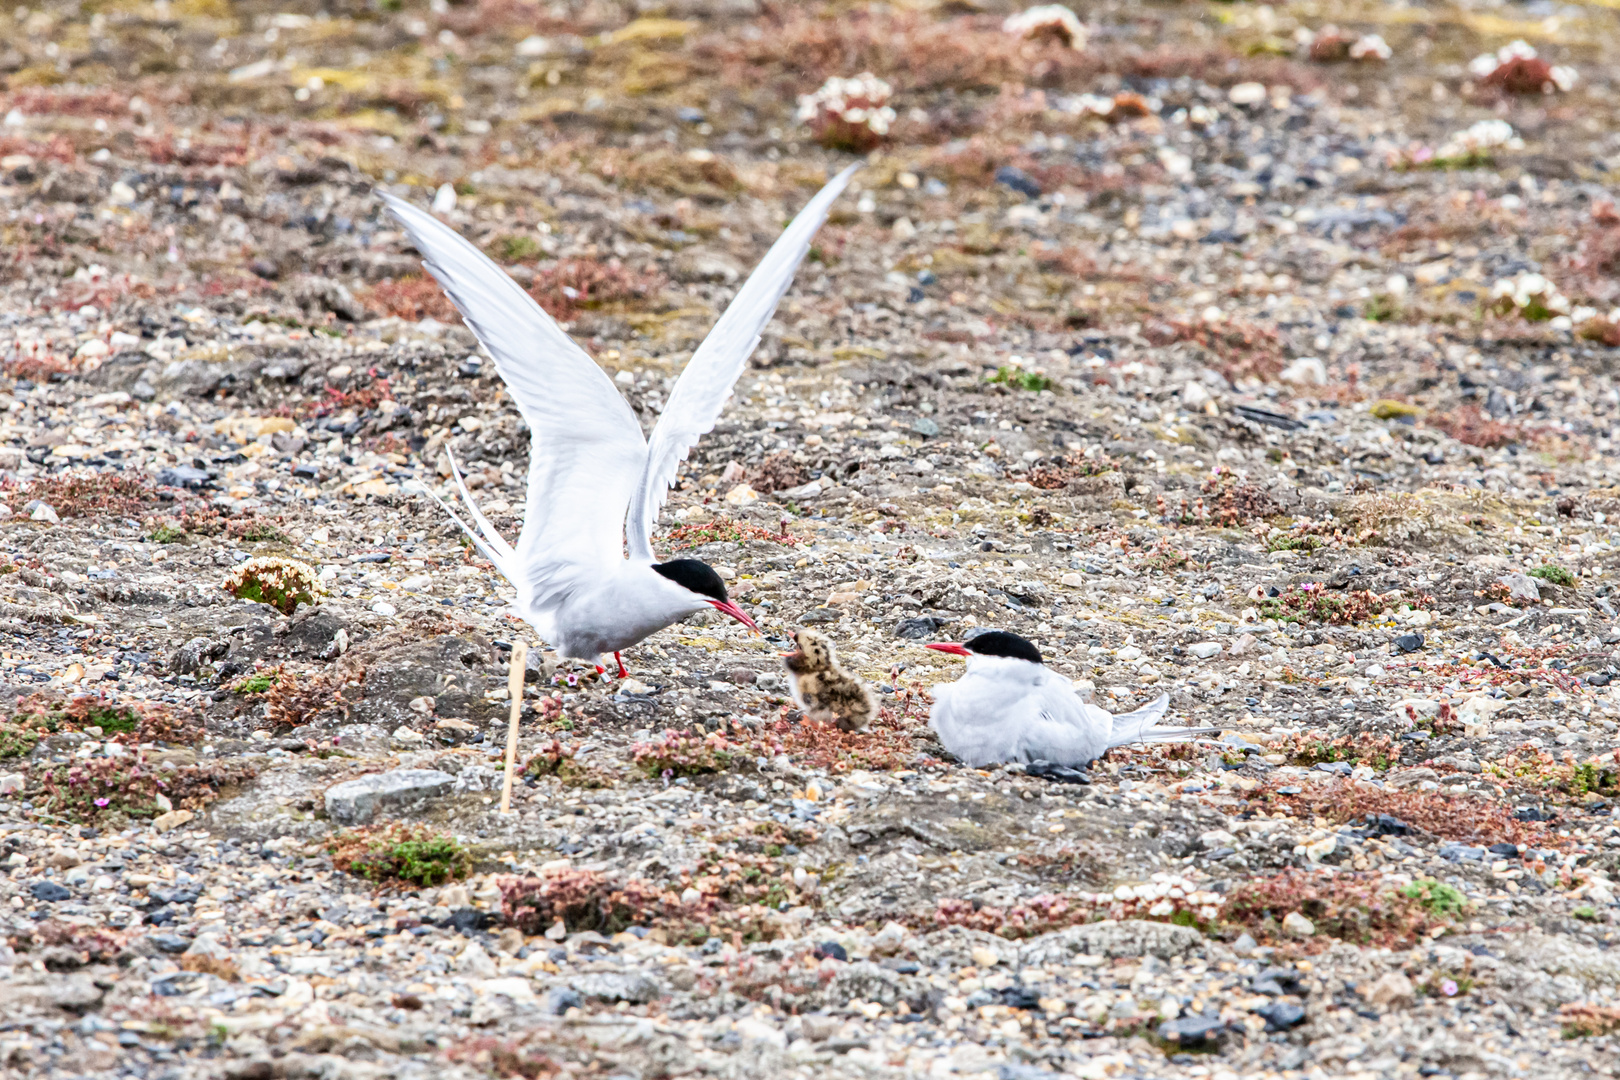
xmin=1351 ymin=814 xmax=1410 ymax=838
xmin=1395 ymin=632 xmax=1425 ymax=654
xmin=800 ymin=607 xmax=840 ymax=625
xmin=155 ymin=465 xmax=213 ymax=489
xmin=1488 ymin=842 xmax=1519 ymax=858
xmin=1254 ymin=1002 xmax=1307 ymax=1030
xmin=249 ymin=258 xmax=281 ymax=280
xmin=1000 ymin=985 xmax=1041 ymax=1010
xmin=1157 ymin=1016 xmax=1228 ymax=1046
xmin=29 ymin=881 xmax=71 ymax=902
xmin=1024 ymin=761 xmax=1091 ymax=785
xmin=284 ymin=607 xmax=349 ymax=658
xmin=814 ymin=941 xmax=848 ymax=962
xmin=447 ymin=907 xmax=496 ymax=935
xmin=1438 ymin=841 xmax=1486 ymax=862
xmin=1589 ymin=673 xmax=1612 ymax=687
xmin=151 ymin=933 xmax=192 ymax=953
xmin=994 ymin=166 xmax=1042 ymax=198
xmin=1253 ymin=967 xmax=1305 ymax=995
xmin=895 ymin=616 xmax=944 ymax=640
xmin=543 ymin=987 xmax=583 ymax=1015
xmin=348 ymin=634 xmax=497 ymax=727
xmin=1514 ymin=807 xmax=1554 ymax=822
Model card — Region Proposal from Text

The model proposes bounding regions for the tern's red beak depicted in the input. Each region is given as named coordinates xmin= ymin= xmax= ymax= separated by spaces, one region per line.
xmin=709 ymin=599 xmax=760 ymax=634
xmin=926 ymin=642 xmax=970 ymax=657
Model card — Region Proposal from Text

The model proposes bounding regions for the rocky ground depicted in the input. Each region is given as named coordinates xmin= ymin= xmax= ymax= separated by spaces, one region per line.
xmin=4 ymin=0 xmax=1620 ymax=1077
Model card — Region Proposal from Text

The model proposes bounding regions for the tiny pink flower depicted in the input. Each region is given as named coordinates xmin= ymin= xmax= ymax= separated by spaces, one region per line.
xmin=94 ymin=798 xmax=110 ymax=808
xmin=1440 ymin=979 xmax=1458 ymax=996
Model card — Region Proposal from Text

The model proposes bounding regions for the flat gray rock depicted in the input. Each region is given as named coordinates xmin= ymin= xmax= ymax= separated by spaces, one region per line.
xmin=571 ymin=972 xmax=663 ymax=1004
xmin=1500 ymin=571 xmax=1541 ymax=602
xmin=1018 ymin=919 xmax=1204 ymax=966
xmin=324 ymin=768 xmax=455 ymax=825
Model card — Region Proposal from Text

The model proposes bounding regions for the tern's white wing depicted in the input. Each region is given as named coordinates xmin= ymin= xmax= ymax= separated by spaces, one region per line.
xmin=624 ymin=164 xmax=858 ymax=560
xmin=381 ymin=193 xmax=647 ymax=602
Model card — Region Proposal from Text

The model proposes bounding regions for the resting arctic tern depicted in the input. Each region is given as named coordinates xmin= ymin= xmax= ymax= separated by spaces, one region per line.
xmin=926 ymin=630 xmax=1220 ymax=767
xmin=380 ymin=165 xmax=857 ymax=675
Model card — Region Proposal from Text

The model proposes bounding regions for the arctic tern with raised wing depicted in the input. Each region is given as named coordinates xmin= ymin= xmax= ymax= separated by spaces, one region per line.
xmin=380 ymin=165 xmax=857 ymax=676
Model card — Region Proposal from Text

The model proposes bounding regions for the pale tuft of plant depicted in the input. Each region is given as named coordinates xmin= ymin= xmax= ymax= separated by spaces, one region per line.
xmin=1002 ymin=4 xmax=1087 ymax=50
xmin=223 ymin=556 xmax=319 ymax=615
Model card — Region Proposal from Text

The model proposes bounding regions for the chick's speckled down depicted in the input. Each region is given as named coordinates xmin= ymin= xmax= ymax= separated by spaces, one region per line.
xmin=782 ymin=627 xmax=877 ymax=732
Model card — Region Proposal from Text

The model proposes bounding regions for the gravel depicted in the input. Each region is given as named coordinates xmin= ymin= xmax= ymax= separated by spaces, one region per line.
xmin=1 ymin=1 xmax=1619 ymax=1078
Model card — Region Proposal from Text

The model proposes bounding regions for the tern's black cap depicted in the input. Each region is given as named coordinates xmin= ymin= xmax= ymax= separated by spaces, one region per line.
xmin=963 ymin=630 xmax=1043 ymax=664
xmin=652 ymin=559 xmax=729 ymax=604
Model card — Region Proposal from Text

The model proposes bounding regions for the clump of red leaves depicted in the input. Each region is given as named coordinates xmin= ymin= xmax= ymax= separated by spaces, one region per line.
xmin=1 ymin=694 xmax=199 ymax=758
xmin=1025 ymin=454 xmax=1120 ymax=490
xmin=8 ymin=918 xmax=127 ymax=968
xmin=265 ymin=667 xmax=355 ymax=730
xmin=1133 ymin=536 xmax=1200 ymax=573
xmin=631 ymin=729 xmax=745 ymax=778
xmin=660 ymin=515 xmax=799 ymax=549
xmin=1265 ymin=730 xmax=1401 ymax=770
xmin=11 ymin=471 xmax=155 ymax=517
xmin=1487 ymin=748 xmax=1620 ymax=806
xmin=522 ymin=740 xmax=616 ymax=789
xmin=27 ymin=753 xmax=255 ymax=824
xmin=1242 ymin=779 xmax=1564 ymax=850
xmin=1562 ymin=1004 xmax=1620 ymax=1038
xmin=1480 ymin=55 xmax=1559 ymax=95
xmin=745 ymin=452 xmax=809 ymax=494
xmin=527 ymin=258 xmax=662 ymax=321
xmin=1145 ymin=318 xmax=1286 ymax=383
xmin=705 ymin=9 xmax=1092 ymax=97
xmin=932 ymin=894 xmax=1100 ymax=939
xmin=1258 ymin=584 xmax=1390 ymax=626
xmin=1222 ymin=869 xmax=1441 ymax=949
xmin=360 ymin=276 xmax=461 ymax=323
xmin=1200 ymin=466 xmax=1282 ymax=526
xmin=767 ymin=709 xmax=926 ymax=775
xmin=1427 ymin=405 xmax=1523 ymax=449
xmin=300 ymin=374 xmax=393 ymax=421
xmin=499 ymin=869 xmax=676 ymax=935
xmin=445 ymin=1036 xmax=562 ymax=1079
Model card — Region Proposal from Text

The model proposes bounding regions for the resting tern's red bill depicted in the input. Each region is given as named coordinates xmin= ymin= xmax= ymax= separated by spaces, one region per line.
xmin=925 ymin=631 xmax=1220 ymax=767
xmin=380 ymin=165 xmax=858 ymax=677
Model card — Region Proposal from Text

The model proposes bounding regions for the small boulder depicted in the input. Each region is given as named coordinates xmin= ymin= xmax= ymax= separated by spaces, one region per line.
xmin=1363 ymin=971 xmax=1415 ymax=1010
xmin=324 ymin=769 xmax=455 ymax=825
xmin=1500 ymin=572 xmax=1540 ymax=602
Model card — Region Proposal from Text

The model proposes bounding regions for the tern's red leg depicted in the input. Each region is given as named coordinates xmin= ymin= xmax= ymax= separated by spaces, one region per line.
xmin=614 ymin=652 xmax=629 ymax=679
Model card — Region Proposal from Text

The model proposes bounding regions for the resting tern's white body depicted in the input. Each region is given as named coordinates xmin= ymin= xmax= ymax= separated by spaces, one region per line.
xmin=926 ymin=632 xmax=1220 ymax=768
xmin=380 ymin=165 xmax=857 ymax=664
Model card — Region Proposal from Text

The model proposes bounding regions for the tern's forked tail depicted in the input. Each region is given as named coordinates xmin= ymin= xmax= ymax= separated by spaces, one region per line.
xmin=1104 ymin=693 xmax=1221 ymax=750
xmin=424 ymin=447 xmax=515 ymax=583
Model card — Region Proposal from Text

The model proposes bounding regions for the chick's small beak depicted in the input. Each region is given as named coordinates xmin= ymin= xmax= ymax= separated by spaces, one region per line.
xmin=926 ymin=642 xmax=970 ymax=657
xmin=710 ymin=599 xmax=760 ymax=634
